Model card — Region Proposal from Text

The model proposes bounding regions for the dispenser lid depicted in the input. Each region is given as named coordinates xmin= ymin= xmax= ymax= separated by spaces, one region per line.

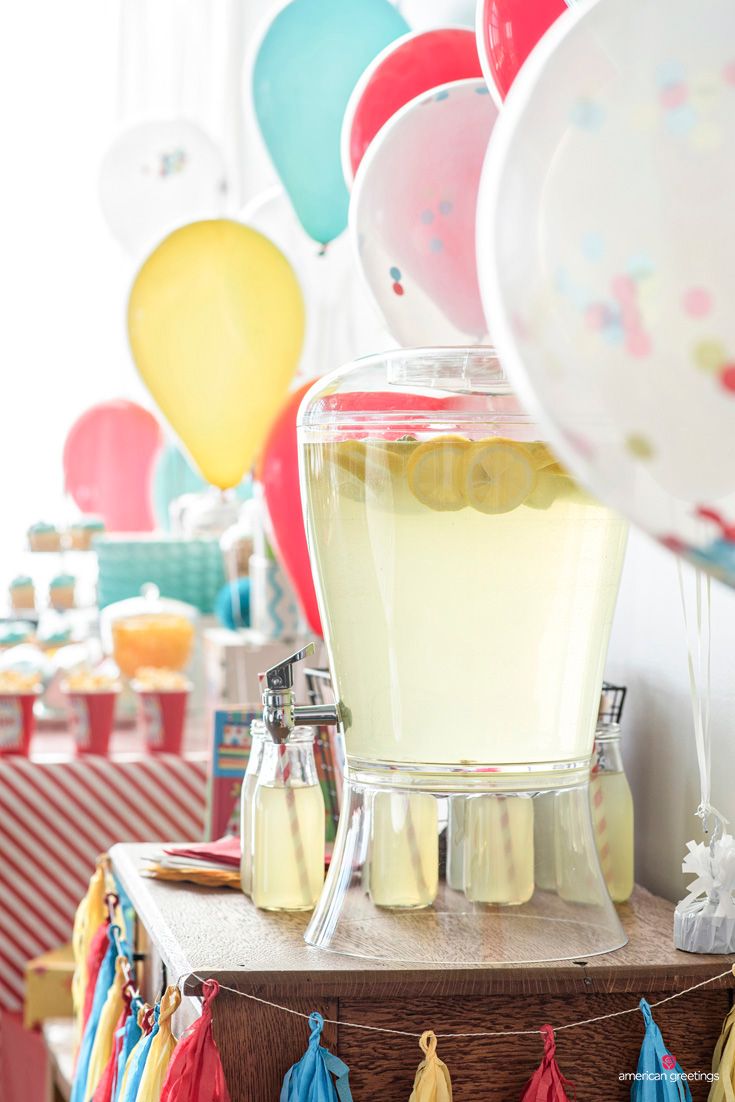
xmin=298 ymin=346 xmax=525 ymax=432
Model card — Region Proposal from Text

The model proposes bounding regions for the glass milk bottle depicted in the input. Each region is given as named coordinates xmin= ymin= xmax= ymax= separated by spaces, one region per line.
xmin=368 ymin=791 xmax=438 ymax=908
xmin=589 ymin=722 xmax=634 ymax=903
xmin=251 ymin=728 xmax=325 ymax=911
xmin=239 ymin=721 xmax=267 ymax=897
xmin=465 ymin=795 xmax=535 ymax=905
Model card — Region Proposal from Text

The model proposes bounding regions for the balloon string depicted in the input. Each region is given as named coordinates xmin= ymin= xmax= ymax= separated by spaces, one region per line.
xmin=676 ymin=560 xmax=725 ymax=839
xmin=181 ymin=966 xmax=735 ymax=1040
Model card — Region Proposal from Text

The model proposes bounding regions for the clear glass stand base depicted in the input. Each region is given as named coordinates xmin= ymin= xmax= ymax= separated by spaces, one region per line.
xmin=305 ymin=762 xmax=628 ymax=965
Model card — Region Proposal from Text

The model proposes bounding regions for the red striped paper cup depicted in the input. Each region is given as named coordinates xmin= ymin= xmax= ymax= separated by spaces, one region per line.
xmin=0 ymin=691 xmax=39 ymax=755
xmin=64 ymin=689 xmax=119 ymax=755
xmin=134 ymin=688 xmax=189 ymax=754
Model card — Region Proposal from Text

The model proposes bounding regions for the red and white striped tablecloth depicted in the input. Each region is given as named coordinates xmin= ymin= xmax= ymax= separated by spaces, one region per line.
xmin=0 ymin=745 xmax=207 ymax=1012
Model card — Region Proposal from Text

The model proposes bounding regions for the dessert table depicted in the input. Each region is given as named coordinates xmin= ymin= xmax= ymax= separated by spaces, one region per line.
xmin=111 ymin=842 xmax=735 ymax=1102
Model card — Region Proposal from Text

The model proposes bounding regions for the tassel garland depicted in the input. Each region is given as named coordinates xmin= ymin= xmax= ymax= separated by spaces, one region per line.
xmin=632 ymin=999 xmax=692 ymax=1101
xmin=520 ymin=1025 xmax=574 ymax=1102
xmin=409 ymin=1031 xmax=452 ymax=1102
xmin=161 ymin=979 xmax=231 ymax=1102
xmin=280 ymin=1012 xmax=353 ymax=1102
xmin=708 ymin=1002 xmax=735 ymax=1102
xmin=135 ymin=986 xmax=182 ymax=1101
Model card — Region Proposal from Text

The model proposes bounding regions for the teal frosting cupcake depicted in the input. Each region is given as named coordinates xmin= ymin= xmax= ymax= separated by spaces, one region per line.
xmin=10 ymin=575 xmax=34 ymax=590
xmin=49 ymin=573 xmax=75 ymax=590
xmin=38 ymin=623 xmax=72 ymax=647
xmin=0 ymin=621 xmax=34 ymax=645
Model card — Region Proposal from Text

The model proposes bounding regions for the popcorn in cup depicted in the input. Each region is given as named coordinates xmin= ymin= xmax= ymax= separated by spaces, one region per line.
xmin=132 ymin=668 xmax=191 ymax=754
xmin=0 ymin=670 xmax=42 ymax=755
xmin=62 ymin=671 xmax=121 ymax=756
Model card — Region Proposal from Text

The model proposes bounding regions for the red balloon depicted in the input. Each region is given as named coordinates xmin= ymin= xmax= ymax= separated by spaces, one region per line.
xmin=343 ymin=28 xmax=482 ymax=183
xmin=63 ymin=400 xmax=163 ymax=531
xmin=477 ymin=0 xmax=567 ymax=101
xmin=260 ymin=383 xmax=322 ymax=636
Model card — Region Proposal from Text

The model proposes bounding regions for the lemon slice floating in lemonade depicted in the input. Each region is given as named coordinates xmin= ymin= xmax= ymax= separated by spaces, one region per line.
xmin=463 ymin=439 xmax=536 ymax=514
xmin=332 ymin=439 xmax=367 ymax=480
xmin=407 ymin=437 xmax=471 ymax=511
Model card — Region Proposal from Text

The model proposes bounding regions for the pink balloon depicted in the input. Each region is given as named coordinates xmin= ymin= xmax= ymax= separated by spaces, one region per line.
xmin=342 ymin=28 xmax=482 ymax=184
xmin=351 ymin=78 xmax=498 ymax=346
xmin=63 ymin=400 xmax=163 ymax=531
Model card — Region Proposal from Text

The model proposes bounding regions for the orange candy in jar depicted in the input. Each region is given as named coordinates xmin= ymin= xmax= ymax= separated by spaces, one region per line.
xmin=111 ymin=614 xmax=194 ymax=677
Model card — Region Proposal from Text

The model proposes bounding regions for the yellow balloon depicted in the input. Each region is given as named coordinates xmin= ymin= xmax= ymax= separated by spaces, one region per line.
xmin=128 ymin=219 xmax=305 ymax=489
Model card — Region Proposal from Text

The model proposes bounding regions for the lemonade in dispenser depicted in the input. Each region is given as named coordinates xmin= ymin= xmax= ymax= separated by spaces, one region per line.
xmin=265 ymin=348 xmax=628 ymax=963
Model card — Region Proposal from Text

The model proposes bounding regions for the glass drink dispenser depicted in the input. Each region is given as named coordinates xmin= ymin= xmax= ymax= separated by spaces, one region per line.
xmin=274 ymin=348 xmax=627 ymax=963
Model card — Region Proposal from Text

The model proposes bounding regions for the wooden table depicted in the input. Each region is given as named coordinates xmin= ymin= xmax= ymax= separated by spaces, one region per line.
xmin=111 ymin=843 xmax=735 ymax=1101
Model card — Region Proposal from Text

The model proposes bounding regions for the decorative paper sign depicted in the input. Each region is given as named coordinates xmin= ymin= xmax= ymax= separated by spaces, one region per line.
xmin=206 ymin=709 xmax=258 ymax=841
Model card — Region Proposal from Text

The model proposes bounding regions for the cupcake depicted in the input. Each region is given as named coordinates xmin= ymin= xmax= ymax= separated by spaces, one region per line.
xmin=27 ymin=521 xmax=61 ymax=552
xmin=0 ymin=621 xmax=35 ymax=648
xmin=37 ymin=622 xmax=72 ymax=652
xmin=69 ymin=517 xmax=105 ymax=551
xmin=49 ymin=573 xmax=76 ymax=610
xmin=9 ymin=575 xmax=35 ymax=611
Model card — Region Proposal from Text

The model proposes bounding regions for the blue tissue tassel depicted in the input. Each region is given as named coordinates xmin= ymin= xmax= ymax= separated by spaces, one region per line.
xmin=281 ymin=1013 xmax=353 ymax=1102
xmin=631 ymin=999 xmax=692 ymax=1101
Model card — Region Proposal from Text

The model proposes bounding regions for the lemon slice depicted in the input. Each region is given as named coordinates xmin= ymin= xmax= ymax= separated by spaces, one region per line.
xmin=526 ymin=441 xmax=561 ymax=471
xmin=464 ymin=440 xmax=536 ymax=514
xmin=363 ymin=438 xmax=416 ymax=482
xmin=406 ymin=437 xmax=470 ymax=511
xmin=331 ymin=440 xmax=367 ymax=481
xmin=328 ymin=440 xmax=367 ymax=502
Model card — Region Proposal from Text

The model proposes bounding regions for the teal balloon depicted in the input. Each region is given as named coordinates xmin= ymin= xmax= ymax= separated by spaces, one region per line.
xmin=215 ymin=578 xmax=251 ymax=630
xmin=252 ymin=0 xmax=409 ymax=245
xmin=152 ymin=442 xmax=253 ymax=530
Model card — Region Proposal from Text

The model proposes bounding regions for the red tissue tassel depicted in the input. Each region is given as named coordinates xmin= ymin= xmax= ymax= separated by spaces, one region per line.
xmin=160 ymin=979 xmax=231 ymax=1102
xmin=520 ymin=1025 xmax=575 ymax=1102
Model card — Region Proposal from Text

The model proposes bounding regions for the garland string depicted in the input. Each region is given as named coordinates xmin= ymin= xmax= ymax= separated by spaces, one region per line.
xmin=180 ymin=965 xmax=735 ymax=1040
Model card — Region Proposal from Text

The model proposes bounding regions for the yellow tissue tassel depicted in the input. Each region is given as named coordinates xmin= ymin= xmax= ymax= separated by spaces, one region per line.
xmin=136 ymin=985 xmax=182 ymax=1102
xmin=72 ymin=860 xmax=109 ymax=1046
xmin=84 ymin=954 xmax=127 ymax=1101
xmin=709 ymin=997 xmax=735 ymax=1102
xmin=409 ymin=1031 xmax=452 ymax=1102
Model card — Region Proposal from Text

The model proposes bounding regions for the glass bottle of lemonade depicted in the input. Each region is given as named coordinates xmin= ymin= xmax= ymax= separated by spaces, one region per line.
xmin=251 ymin=728 xmax=325 ymax=911
xmin=368 ymin=791 xmax=438 ymax=908
xmin=590 ymin=723 xmax=634 ymax=903
xmin=239 ymin=720 xmax=268 ymax=897
xmin=465 ymin=795 xmax=535 ymax=905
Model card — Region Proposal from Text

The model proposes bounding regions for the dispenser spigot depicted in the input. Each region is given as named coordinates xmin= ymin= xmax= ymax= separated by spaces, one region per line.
xmin=260 ymin=643 xmax=340 ymax=742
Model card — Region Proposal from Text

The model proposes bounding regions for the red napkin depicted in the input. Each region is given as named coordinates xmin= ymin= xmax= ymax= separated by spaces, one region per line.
xmin=163 ymin=837 xmax=241 ymax=867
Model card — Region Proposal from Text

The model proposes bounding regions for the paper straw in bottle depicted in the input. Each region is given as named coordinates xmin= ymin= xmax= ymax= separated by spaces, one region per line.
xmin=277 ymin=740 xmax=313 ymax=905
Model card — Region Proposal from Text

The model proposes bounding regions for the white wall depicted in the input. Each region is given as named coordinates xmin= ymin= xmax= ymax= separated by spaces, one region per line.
xmin=606 ymin=528 xmax=735 ymax=901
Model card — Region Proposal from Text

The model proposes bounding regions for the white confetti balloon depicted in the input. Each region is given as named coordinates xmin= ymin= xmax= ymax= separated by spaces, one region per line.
xmin=477 ymin=0 xmax=735 ymax=585
xmin=99 ymin=119 xmax=227 ymax=258
xmin=352 ymin=78 xmax=497 ymax=347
